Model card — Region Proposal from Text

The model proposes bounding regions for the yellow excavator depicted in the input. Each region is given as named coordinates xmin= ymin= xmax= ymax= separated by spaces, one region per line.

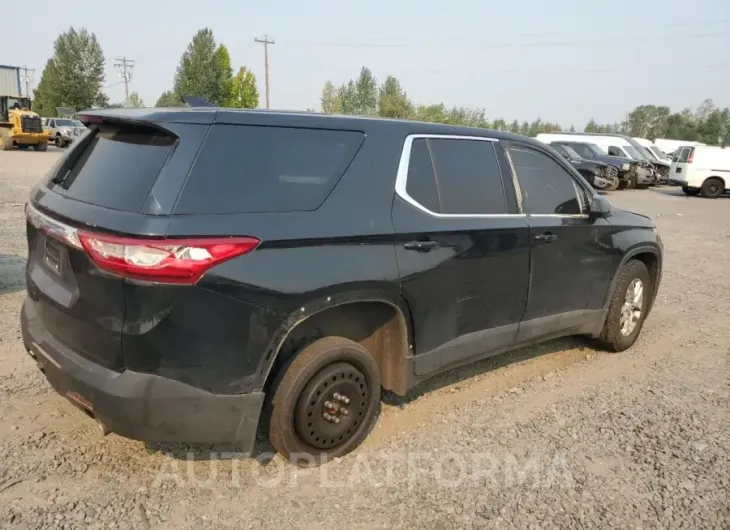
xmin=0 ymin=95 xmax=49 ymax=151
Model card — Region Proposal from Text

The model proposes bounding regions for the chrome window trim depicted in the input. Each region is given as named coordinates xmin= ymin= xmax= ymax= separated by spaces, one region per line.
xmin=394 ymin=134 xmax=525 ymax=219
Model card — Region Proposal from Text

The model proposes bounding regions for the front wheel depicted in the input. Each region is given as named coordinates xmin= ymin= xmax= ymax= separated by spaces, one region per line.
xmin=33 ymin=141 xmax=48 ymax=152
xmin=268 ymin=337 xmax=381 ymax=467
xmin=597 ymin=260 xmax=652 ymax=352
xmin=682 ymin=187 xmax=701 ymax=196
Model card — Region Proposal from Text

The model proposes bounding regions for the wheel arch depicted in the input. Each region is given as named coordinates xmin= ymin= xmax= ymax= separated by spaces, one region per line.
xmin=605 ymin=245 xmax=662 ymax=315
xmin=259 ymin=290 xmax=414 ymax=396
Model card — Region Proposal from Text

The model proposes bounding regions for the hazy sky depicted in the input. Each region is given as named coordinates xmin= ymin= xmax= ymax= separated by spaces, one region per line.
xmin=7 ymin=0 xmax=730 ymax=127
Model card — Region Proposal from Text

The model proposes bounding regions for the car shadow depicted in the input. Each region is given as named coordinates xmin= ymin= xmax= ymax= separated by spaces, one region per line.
xmin=652 ymin=187 xmax=730 ymax=199
xmin=0 ymin=254 xmax=26 ymax=295
xmin=146 ymin=335 xmax=594 ymax=465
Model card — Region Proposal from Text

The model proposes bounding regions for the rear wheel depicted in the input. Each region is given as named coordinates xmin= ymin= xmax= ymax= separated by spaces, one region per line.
xmin=682 ymin=187 xmax=701 ymax=196
xmin=268 ymin=337 xmax=381 ymax=467
xmin=597 ymin=260 xmax=651 ymax=352
xmin=16 ymin=144 xmax=29 ymax=150
xmin=700 ymin=178 xmax=724 ymax=199
xmin=33 ymin=142 xmax=48 ymax=152
xmin=0 ymin=128 xmax=12 ymax=150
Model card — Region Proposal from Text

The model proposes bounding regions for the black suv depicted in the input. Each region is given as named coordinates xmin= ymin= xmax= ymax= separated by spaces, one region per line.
xmin=22 ymin=108 xmax=663 ymax=466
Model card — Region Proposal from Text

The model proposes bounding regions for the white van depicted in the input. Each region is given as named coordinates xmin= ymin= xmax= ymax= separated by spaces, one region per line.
xmin=634 ymin=138 xmax=671 ymax=163
xmin=672 ymin=146 xmax=730 ymax=198
xmin=654 ymin=139 xmax=704 ymax=157
xmin=536 ymin=133 xmax=642 ymax=160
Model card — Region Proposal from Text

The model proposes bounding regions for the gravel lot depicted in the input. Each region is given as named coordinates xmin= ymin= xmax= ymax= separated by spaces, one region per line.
xmin=1 ymin=149 xmax=728 ymax=530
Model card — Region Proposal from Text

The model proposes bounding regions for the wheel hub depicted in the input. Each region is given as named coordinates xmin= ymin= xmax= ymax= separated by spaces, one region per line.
xmin=294 ymin=362 xmax=369 ymax=450
xmin=619 ymin=278 xmax=644 ymax=336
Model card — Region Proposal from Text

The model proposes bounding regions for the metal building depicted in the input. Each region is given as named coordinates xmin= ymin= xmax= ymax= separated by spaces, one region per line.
xmin=0 ymin=65 xmax=23 ymax=96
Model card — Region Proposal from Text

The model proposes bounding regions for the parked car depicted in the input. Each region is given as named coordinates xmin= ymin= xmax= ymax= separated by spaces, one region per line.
xmin=42 ymin=117 xmax=84 ymax=147
xmin=536 ymin=133 xmax=657 ymax=187
xmin=634 ymin=138 xmax=671 ymax=163
xmin=536 ymin=137 xmax=647 ymax=189
xmin=548 ymin=143 xmax=619 ymax=191
xmin=22 ymin=108 xmax=663 ymax=466
xmin=671 ymin=145 xmax=730 ymax=198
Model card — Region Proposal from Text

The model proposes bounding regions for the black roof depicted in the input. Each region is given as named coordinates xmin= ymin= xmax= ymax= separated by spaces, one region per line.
xmin=77 ymin=107 xmax=548 ymax=149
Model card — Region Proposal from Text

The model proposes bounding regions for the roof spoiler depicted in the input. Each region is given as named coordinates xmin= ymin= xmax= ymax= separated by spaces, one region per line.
xmin=182 ymin=95 xmax=215 ymax=108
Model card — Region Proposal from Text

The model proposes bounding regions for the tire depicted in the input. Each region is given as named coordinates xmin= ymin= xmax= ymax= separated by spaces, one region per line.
xmin=597 ymin=260 xmax=652 ymax=352
xmin=268 ymin=336 xmax=381 ymax=467
xmin=682 ymin=187 xmax=701 ymax=196
xmin=625 ymin=174 xmax=637 ymax=190
xmin=17 ymin=144 xmax=29 ymax=150
xmin=33 ymin=142 xmax=48 ymax=152
xmin=0 ymin=128 xmax=12 ymax=151
xmin=700 ymin=178 xmax=724 ymax=199
xmin=55 ymin=135 xmax=62 ymax=147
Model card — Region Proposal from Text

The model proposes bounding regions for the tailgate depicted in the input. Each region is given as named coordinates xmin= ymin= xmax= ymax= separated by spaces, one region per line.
xmin=24 ymin=117 xmax=202 ymax=371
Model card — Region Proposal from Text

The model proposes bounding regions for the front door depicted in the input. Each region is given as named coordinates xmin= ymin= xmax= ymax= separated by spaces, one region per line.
xmin=501 ymin=141 xmax=616 ymax=343
xmin=392 ymin=134 xmax=530 ymax=375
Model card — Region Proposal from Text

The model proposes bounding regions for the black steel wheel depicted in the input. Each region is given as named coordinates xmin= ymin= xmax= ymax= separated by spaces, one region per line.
xmin=268 ymin=336 xmax=381 ymax=467
xmin=294 ymin=362 xmax=370 ymax=449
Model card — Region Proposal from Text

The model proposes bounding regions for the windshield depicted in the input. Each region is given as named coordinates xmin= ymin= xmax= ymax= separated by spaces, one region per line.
xmin=637 ymin=146 xmax=656 ymax=160
xmin=561 ymin=145 xmax=582 ymax=159
xmin=7 ymin=97 xmax=31 ymax=110
xmin=623 ymin=146 xmax=642 ymax=159
xmin=650 ymin=146 xmax=668 ymax=159
xmin=55 ymin=119 xmax=75 ymax=127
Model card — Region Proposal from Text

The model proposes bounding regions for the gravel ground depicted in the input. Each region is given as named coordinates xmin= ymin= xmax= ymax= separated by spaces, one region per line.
xmin=0 ymin=150 xmax=728 ymax=530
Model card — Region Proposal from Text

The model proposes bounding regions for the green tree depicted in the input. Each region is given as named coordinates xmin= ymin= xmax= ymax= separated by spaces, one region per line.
xmin=320 ymin=81 xmax=342 ymax=114
xmin=508 ymin=120 xmax=520 ymax=134
xmin=377 ymin=75 xmax=412 ymax=119
xmin=492 ymin=118 xmax=507 ymax=131
xmin=353 ymin=67 xmax=378 ymax=115
xmin=33 ymin=27 xmax=108 ymax=117
xmin=414 ymin=103 xmax=447 ymax=123
xmin=226 ymin=66 xmax=259 ymax=108
xmin=173 ymin=28 xmax=231 ymax=106
xmin=127 ymin=92 xmax=144 ymax=108
xmin=155 ymin=90 xmax=183 ymax=107
xmin=337 ymin=81 xmax=358 ymax=115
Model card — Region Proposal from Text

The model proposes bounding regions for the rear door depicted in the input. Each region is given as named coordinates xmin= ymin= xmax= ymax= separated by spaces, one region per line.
xmin=501 ymin=141 xmax=615 ymax=342
xmin=25 ymin=119 xmax=203 ymax=370
xmin=672 ymin=146 xmax=693 ymax=183
xmin=392 ymin=134 xmax=530 ymax=375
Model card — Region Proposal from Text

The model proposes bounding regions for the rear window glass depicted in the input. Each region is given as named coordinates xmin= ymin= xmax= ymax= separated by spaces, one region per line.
xmin=48 ymin=123 xmax=176 ymax=212
xmin=175 ymin=125 xmax=365 ymax=214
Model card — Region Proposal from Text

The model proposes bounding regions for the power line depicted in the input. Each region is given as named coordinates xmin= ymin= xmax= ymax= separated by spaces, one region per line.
xmin=114 ymin=57 xmax=135 ymax=105
xmin=254 ymin=35 xmax=275 ymax=109
xmin=283 ymin=30 xmax=728 ymax=49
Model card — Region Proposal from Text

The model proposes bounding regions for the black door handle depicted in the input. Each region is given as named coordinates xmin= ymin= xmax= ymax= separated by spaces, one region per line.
xmin=404 ymin=240 xmax=440 ymax=252
xmin=534 ymin=232 xmax=558 ymax=244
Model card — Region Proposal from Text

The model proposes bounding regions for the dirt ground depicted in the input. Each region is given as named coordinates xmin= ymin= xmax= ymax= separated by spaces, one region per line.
xmin=0 ymin=149 xmax=728 ymax=530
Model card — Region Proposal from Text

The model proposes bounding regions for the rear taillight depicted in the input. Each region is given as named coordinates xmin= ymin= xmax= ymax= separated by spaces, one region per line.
xmin=77 ymin=233 xmax=259 ymax=284
xmin=687 ymin=149 xmax=695 ymax=163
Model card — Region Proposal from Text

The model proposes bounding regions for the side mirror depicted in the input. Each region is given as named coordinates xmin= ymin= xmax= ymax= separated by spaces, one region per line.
xmin=590 ymin=196 xmax=612 ymax=218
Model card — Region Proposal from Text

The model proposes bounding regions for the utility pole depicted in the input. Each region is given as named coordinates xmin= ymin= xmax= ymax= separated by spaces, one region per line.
xmin=254 ymin=35 xmax=275 ymax=109
xmin=19 ymin=66 xmax=35 ymax=98
xmin=114 ymin=57 xmax=135 ymax=105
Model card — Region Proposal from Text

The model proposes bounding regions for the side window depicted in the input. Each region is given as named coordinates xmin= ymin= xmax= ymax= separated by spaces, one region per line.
xmin=507 ymin=146 xmax=582 ymax=216
xmin=49 ymin=120 xmax=55 ymax=128
xmin=405 ymin=139 xmax=440 ymax=213
xmin=677 ymin=147 xmax=691 ymax=163
xmin=427 ymin=138 xmax=507 ymax=214
xmin=569 ymin=143 xmax=594 ymax=160
xmin=607 ymin=146 xmax=622 ymax=157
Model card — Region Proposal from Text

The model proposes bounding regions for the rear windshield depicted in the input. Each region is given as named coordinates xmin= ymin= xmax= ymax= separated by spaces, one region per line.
xmin=174 ymin=125 xmax=364 ymax=214
xmin=48 ymin=123 xmax=176 ymax=211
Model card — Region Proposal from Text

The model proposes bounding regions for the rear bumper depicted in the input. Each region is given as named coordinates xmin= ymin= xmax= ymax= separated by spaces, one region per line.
xmin=21 ymin=297 xmax=264 ymax=453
